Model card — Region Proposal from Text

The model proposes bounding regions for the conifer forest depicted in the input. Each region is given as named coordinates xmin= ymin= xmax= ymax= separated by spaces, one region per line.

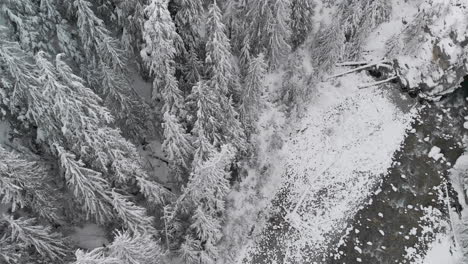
xmin=2 ymin=0 xmax=468 ymax=263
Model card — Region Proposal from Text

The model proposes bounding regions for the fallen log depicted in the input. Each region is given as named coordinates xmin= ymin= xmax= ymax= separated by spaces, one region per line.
xmin=336 ymin=60 xmax=392 ymax=67
xmin=336 ymin=61 xmax=370 ymax=67
xmin=328 ymin=60 xmax=391 ymax=79
xmin=358 ymin=76 xmax=399 ymax=89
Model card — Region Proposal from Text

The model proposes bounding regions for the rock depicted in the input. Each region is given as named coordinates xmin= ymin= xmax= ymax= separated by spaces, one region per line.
xmin=393 ymin=2 xmax=468 ymax=99
xmin=428 ymin=146 xmax=444 ymax=161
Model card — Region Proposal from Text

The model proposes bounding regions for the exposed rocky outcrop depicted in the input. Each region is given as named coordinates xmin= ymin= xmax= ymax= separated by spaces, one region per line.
xmin=388 ymin=0 xmax=468 ymax=100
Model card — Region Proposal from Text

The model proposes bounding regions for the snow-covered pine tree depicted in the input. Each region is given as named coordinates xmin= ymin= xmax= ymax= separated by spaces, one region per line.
xmin=188 ymin=145 xmax=235 ymax=214
xmin=193 ymin=103 xmax=244 ymax=168
xmin=280 ymin=50 xmax=311 ymax=115
xmin=203 ymin=1 xmax=246 ymax=151
xmin=205 ymin=1 xmax=238 ymax=97
xmin=72 ymin=0 xmax=149 ymax=140
xmin=55 ymin=145 xmax=115 ymax=224
xmin=192 ymin=132 xmax=217 ymax=169
xmin=0 ymin=43 xmax=165 ymax=231
xmin=0 ymin=215 xmax=68 ymax=262
xmin=141 ymin=0 xmax=183 ymax=105
xmin=110 ymin=0 xmax=146 ymax=54
xmin=0 ymin=235 xmax=20 ymax=264
xmin=190 ymin=80 xmax=225 ymax=164
xmin=73 ymin=230 xmax=161 ymax=264
xmin=56 ymin=20 xmax=83 ymax=64
xmin=366 ymin=0 xmax=392 ymax=28
xmin=2 ymin=0 xmax=83 ymax=65
xmin=174 ymin=0 xmax=204 ymax=50
xmin=240 ymin=53 xmax=267 ymax=135
xmin=1 ymin=0 xmax=43 ymax=51
xmin=189 ymin=207 xmax=222 ymax=263
xmin=290 ymin=0 xmax=315 ymax=49
xmin=141 ymin=0 xmax=192 ymax=183
xmin=121 ymin=0 xmax=147 ymax=57
xmin=243 ymin=0 xmax=267 ymax=49
xmin=0 ymin=146 xmax=61 ymax=223
xmin=73 ymin=0 xmax=124 ymax=69
xmin=162 ymin=112 xmax=194 ymax=176
xmin=161 ymin=61 xmax=184 ymax=115
xmin=174 ymin=0 xmax=204 ymax=95
xmin=181 ymin=47 xmax=202 ymax=93
xmin=107 ymin=230 xmax=162 ymax=264
xmin=223 ymin=0 xmax=249 ymax=54
xmin=0 ymin=38 xmax=35 ymax=117
xmin=110 ymin=189 xmax=156 ymax=233
xmin=3 ymin=0 xmax=130 ymax=134
xmin=239 ymin=35 xmax=251 ymax=74
xmin=178 ymin=235 xmax=202 ymax=264
xmin=340 ymin=0 xmax=392 ymax=59
xmin=39 ymin=52 xmax=167 ymax=225
xmin=310 ymin=20 xmax=346 ymax=73
xmin=181 ymin=144 xmax=236 ymax=263
xmin=246 ymin=0 xmax=291 ymax=69
xmin=38 ymin=0 xmax=62 ymax=36
xmin=267 ymin=0 xmax=292 ymax=69
xmin=0 ymin=147 xmax=67 ymax=263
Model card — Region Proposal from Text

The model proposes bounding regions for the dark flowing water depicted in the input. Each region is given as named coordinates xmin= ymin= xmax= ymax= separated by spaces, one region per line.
xmin=244 ymin=83 xmax=468 ymax=263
